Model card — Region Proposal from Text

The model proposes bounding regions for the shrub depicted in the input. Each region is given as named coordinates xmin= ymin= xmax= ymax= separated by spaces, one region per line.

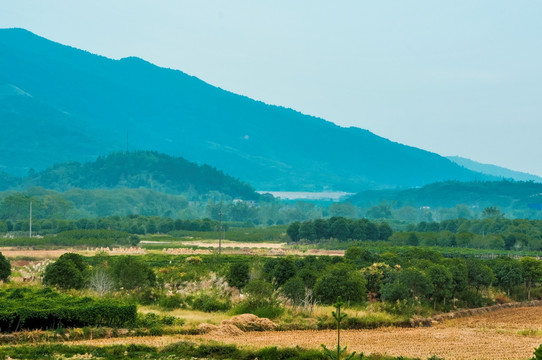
xmin=159 ymin=294 xmax=186 ymax=310
xmin=136 ymin=312 xmax=183 ymax=328
xmin=42 ymin=253 xmax=88 ymax=289
xmin=0 ymin=287 xmax=136 ymax=332
xmin=112 ymin=256 xmax=156 ymax=290
xmin=533 ymin=344 xmax=542 ymax=360
xmin=0 ymin=252 xmax=11 ymax=282
xmin=280 ymin=277 xmax=305 ymax=306
xmin=191 ymin=292 xmax=231 ymax=312
xmin=227 ymin=262 xmax=250 ymax=289
xmin=231 ymin=279 xmax=283 ymax=318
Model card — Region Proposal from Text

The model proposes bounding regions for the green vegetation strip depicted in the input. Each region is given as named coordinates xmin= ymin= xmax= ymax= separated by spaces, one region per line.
xmin=0 ymin=287 xmax=136 ymax=332
xmin=0 ymin=342 xmax=423 ymax=360
xmin=0 ymin=229 xmax=135 ymax=248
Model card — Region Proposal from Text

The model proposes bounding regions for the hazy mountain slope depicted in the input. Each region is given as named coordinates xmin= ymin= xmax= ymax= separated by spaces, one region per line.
xmin=1 ymin=151 xmax=260 ymax=200
xmin=0 ymin=85 xmax=114 ymax=175
xmin=348 ymin=180 xmax=542 ymax=210
xmin=0 ymin=28 xmax=493 ymax=191
xmin=447 ymin=156 xmax=542 ymax=183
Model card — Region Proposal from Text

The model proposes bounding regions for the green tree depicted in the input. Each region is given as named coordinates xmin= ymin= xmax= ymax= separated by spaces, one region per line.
xmin=313 ymin=219 xmax=330 ymax=240
xmin=520 ymin=257 xmax=542 ymax=300
xmin=272 ymin=257 xmax=297 ymax=287
xmin=491 ymin=258 xmax=523 ymax=296
xmin=43 ymin=253 xmax=88 ymax=289
xmin=361 ymin=262 xmax=393 ymax=296
xmin=427 ymin=264 xmax=453 ymax=308
xmin=349 ymin=219 xmax=367 ymax=241
xmin=380 ymin=280 xmax=410 ymax=303
xmin=280 ymin=277 xmax=305 ymax=307
xmin=467 ymin=259 xmax=495 ymax=292
xmin=0 ymin=252 xmax=11 ymax=282
xmin=286 ymin=222 xmax=300 ymax=242
xmin=406 ymin=232 xmax=419 ymax=246
xmin=366 ymin=203 xmax=392 ymax=219
xmin=330 ymin=218 xmax=350 ymax=241
xmin=227 ymin=262 xmax=250 ymax=289
xmin=298 ymin=221 xmax=316 ymax=241
xmin=0 ymin=220 xmax=8 ymax=233
xmin=321 ymin=297 xmax=357 ymax=360
xmin=398 ymin=267 xmax=433 ymax=301
xmin=299 ymin=267 xmax=318 ymax=289
xmin=442 ymin=258 xmax=468 ymax=307
xmin=314 ymin=263 xmax=367 ymax=304
xmin=378 ymin=222 xmax=393 ymax=241
xmin=242 ymin=279 xmax=278 ymax=312
xmin=112 ymin=256 xmax=156 ymax=290
xmin=0 ymin=193 xmax=36 ymax=221
xmin=344 ymin=246 xmax=374 ymax=269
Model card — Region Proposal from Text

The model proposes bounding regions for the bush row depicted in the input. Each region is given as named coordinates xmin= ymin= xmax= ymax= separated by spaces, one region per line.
xmin=0 ymin=287 xmax=136 ymax=332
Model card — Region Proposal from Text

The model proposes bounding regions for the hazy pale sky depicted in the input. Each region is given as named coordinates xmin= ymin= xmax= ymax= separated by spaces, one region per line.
xmin=2 ymin=1 xmax=541 ymax=176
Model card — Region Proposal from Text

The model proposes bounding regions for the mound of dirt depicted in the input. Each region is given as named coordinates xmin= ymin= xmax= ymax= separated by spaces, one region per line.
xmin=197 ymin=322 xmax=244 ymax=337
xmin=222 ymin=314 xmax=278 ymax=332
xmin=197 ymin=314 xmax=278 ymax=336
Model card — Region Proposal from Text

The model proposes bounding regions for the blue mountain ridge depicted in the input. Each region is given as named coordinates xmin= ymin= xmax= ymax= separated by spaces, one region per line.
xmin=0 ymin=28 xmax=496 ymax=192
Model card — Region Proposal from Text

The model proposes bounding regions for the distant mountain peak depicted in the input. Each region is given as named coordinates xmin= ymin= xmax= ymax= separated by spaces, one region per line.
xmin=447 ymin=156 xmax=542 ymax=183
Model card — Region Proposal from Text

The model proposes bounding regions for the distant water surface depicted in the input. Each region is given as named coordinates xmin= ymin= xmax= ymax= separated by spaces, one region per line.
xmin=257 ymin=191 xmax=353 ymax=201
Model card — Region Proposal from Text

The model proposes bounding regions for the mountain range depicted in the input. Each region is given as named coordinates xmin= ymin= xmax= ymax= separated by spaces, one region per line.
xmin=447 ymin=156 xmax=542 ymax=183
xmin=348 ymin=180 xmax=542 ymax=213
xmin=0 ymin=28 xmax=530 ymax=192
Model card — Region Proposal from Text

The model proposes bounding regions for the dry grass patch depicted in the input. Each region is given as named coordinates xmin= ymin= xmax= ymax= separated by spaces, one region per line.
xmin=67 ymin=306 xmax=542 ymax=360
xmin=139 ymin=306 xmax=230 ymax=327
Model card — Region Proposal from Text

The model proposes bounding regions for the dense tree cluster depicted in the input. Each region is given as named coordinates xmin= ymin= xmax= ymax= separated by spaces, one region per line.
xmin=398 ymin=218 xmax=542 ymax=251
xmin=43 ymin=253 xmax=155 ymax=292
xmin=1 ymin=151 xmax=259 ymax=200
xmin=0 ymin=214 xmax=217 ymax=236
xmin=286 ymin=217 xmax=392 ymax=242
xmin=350 ymin=180 xmax=542 ymax=215
xmin=254 ymin=247 xmax=542 ymax=308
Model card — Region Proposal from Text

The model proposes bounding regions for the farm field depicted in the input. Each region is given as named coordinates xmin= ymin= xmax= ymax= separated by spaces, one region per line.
xmin=67 ymin=306 xmax=542 ymax=360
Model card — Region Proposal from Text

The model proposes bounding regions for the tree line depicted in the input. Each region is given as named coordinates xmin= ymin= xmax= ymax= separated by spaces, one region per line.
xmin=0 ymin=214 xmax=218 ymax=235
xmin=286 ymin=217 xmax=393 ymax=242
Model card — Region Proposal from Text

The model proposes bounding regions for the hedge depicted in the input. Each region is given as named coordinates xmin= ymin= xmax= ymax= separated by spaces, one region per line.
xmin=0 ymin=287 xmax=136 ymax=332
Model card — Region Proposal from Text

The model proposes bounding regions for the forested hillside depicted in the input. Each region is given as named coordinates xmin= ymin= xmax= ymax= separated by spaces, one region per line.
xmin=0 ymin=28 xmax=493 ymax=191
xmin=349 ymin=181 xmax=542 ymax=210
xmin=0 ymin=151 xmax=259 ymax=200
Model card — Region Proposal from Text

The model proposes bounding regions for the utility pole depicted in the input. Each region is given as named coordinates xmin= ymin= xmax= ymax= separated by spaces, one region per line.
xmin=218 ymin=209 xmax=222 ymax=255
xmin=29 ymin=201 xmax=32 ymax=238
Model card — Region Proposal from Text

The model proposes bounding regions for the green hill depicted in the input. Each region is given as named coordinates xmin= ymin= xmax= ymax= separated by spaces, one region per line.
xmin=1 ymin=151 xmax=259 ymax=200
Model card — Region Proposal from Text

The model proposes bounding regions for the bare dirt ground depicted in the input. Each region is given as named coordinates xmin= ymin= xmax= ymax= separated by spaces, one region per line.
xmin=1 ymin=243 xmax=345 ymax=259
xmin=179 ymin=240 xmax=287 ymax=249
xmin=70 ymin=306 xmax=542 ymax=360
xmin=1 ymin=248 xmax=75 ymax=259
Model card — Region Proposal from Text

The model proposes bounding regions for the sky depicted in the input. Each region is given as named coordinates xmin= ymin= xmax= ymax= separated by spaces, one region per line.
xmin=2 ymin=1 xmax=542 ymax=176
